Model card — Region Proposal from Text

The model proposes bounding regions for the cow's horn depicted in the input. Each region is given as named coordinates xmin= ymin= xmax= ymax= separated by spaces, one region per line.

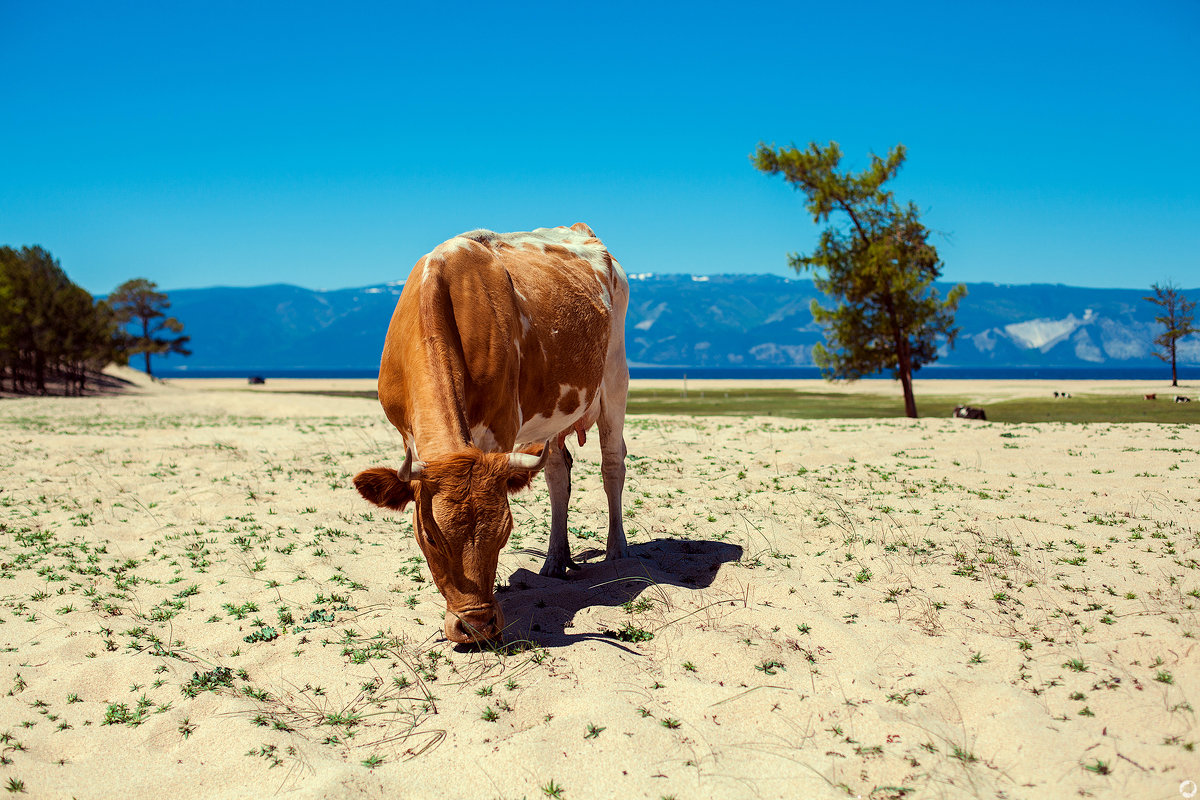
xmin=508 ymin=441 xmax=551 ymax=472
xmin=397 ymin=446 xmax=425 ymax=481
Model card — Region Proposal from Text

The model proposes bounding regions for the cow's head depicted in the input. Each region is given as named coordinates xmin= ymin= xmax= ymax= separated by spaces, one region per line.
xmin=353 ymin=444 xmax=547 ymax=644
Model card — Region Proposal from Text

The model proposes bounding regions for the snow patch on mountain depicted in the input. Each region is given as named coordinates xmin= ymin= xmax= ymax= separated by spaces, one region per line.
xmin=1072 ymin=329 xmax=1103 ymax=362
xmin=1004 ymin=309 xmax=1095 ymax=351
xmin=971 ymin=329 xmax=997 ymax=352
xmin=634 ymin=301 xmax=668 ymax=331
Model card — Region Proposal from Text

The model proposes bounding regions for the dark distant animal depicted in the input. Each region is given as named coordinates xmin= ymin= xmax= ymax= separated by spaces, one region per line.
xmin=248 ymin=376 xmax=266 ymax=385
xmin=953 ymin=405 xmax=987 ymax=420
xmin=1177 ymin=396 xmax=1192 ymax=403
xmin=352 ymin=224 xmax=630 ymax=644
xmin=1145 ymin=393 xmax=1157 ymax=400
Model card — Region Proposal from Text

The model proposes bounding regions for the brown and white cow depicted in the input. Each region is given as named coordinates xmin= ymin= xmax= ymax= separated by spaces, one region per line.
xmin=353 ymin=224 xmax=630 ymax=644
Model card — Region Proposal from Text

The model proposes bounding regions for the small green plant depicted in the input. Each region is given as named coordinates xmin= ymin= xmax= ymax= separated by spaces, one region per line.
xmin=223 ymin=601 xmax=259 ymax=620
xmin=584 ymin=723 xmax=605 ymax=739
xmin=243 ymin=626 xmax=280 ymax=644
xmin=607 ymin=622 xmax=653 ymax=643
xmin=102 ymin=702 xmax=147 ymax=727
xmin=481 ymin=707 xmax=499 ymax=722
xmin=1155 ymin=670 xmax=1174 ymax=685
xmin=756 ymin=660 xmax=785 ymax=675
xmin=1083 ymin=759 xmax=1110 ymax=775
xmin=950 ymin=745 xmax=977 ymax=764
xmin=4 ymin=777 xmax=25 ymax=794
xmin=362 ymin=754 xmax=384 ymax=769
xmin=1064 ymin=658 xmax=1088 ymax=673
xmin=181 ymin=667 xmax=235 ymax=698
xmin=541 ymin=779 xmax=565 ymax=798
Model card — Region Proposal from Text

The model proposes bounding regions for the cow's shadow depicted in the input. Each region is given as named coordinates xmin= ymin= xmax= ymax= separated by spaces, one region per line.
xmin=486 ymin=538 xmax=742 ymax=650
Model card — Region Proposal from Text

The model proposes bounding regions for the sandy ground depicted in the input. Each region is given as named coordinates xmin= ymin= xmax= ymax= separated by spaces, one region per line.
xmin=0 ymin=373 xmax=1197 ymax=799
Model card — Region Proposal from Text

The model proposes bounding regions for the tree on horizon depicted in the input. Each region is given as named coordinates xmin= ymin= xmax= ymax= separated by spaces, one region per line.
xmin=752 ymin=141 xmax=965 ymax=418
xmin=0 ymin=245 xmax=120 ymax=394
xmin=1145 ymin=282 xmax=1197 ymax=387
xmin=109 ymin=279 xmax=191 ymax=377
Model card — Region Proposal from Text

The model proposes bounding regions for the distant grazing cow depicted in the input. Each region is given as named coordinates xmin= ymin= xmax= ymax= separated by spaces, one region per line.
xmin=1145 ymin=393 xmax=1157 ymax=400
xmin=1177 ymin=396 xmax=1192 ymax=403
xmin=953 ymin=405 xmax=987 ymax=420
xmin=353 ymin=225 xmax=630 ymax=644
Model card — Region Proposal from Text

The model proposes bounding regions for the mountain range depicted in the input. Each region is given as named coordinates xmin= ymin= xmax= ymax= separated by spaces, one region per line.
xmin=153 ymin=275 xmax=1200 ymax=372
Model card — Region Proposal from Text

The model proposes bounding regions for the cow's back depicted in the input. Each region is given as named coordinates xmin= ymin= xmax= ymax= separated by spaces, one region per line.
xmin=377 ymin=225 xmax=627 ymax=458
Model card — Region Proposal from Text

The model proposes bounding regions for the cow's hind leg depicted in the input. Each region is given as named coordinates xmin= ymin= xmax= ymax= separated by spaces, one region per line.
xmin=598 ymin=378 xmax=630 ymax=561
xmin=540 ymin=442 xmax=579 ymax=578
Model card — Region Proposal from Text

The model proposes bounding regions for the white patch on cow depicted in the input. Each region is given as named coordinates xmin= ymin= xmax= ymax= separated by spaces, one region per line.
xmin=516 ymin=384 xmax=588 ymax=444
xmin=431 ymin=237 xmax=477 ymax=260
xmin=414 ymin=257 xmax=433 ymax=286
xmin=594 ymin=274 xmax=612 ymax=309
xmin=470 ymin=425 xmax=500 ymax=452
xmin=484 ymin=226 xmax=612 ymax=279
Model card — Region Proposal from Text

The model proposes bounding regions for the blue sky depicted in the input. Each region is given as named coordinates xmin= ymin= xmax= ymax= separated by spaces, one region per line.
xmin=2 ymin=1 xmax=1197 ymax=295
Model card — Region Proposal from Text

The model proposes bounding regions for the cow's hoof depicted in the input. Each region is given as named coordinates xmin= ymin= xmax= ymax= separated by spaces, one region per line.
xmin=540 ymin=557 xmax=581 ymax=578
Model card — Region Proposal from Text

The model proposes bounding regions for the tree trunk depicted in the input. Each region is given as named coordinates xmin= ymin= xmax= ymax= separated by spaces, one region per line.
xmin=884 ymin=293 xmax=919 ymax=418
xmin=898 ymin=353 xmax=918 ymax=418
xmin=141 ymin=316 xmax=153 ymax=377
xmin=34 ymin=351 xmax=46 ymax=395
xmin=1171 ymin=341 xmax=1178 ymax=387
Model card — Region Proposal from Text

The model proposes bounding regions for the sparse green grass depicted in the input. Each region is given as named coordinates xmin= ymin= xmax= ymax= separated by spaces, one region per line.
xmin=624 ymin=389 xmax=1200 ymax=424
xmin=276 ymin=386 xmax=1200 ymax=423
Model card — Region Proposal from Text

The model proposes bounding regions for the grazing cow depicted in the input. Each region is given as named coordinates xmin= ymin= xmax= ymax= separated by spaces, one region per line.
xmin=1145 ymin=394 xmax=1157 ymax=400
xmin=1177 ymin=396 xmax=1192 ymax=403
xmin=353 ymin=224 xmax=630 ymax=644
xmin=953 ymin=405 xmax=987 ymax=420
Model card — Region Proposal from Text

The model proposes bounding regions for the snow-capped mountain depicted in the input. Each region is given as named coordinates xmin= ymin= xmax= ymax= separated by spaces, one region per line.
xmin=155 ymin=276 xmax=1199 ymax=371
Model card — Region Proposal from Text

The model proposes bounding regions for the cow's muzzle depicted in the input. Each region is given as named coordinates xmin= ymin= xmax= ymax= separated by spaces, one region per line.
xmin=446 ymin=603 xmax=505 ymax=644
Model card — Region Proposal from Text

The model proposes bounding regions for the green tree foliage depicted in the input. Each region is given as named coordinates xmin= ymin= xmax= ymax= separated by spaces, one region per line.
xmin=752 ymin=141 xmax=965 ymax=418
xmin=109 ymin=279 xmax=191 ymax=377
xmin=0 ymin=246 xmax=120 ymax=395
xmin=1145 ymin=282 xmax=1197 ymax=387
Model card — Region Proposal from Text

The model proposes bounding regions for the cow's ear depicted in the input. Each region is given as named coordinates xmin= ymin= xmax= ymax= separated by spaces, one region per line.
xmin=506 ymin=443 xmax=546 ymax=493
xmin=354 ymin=467 xmax=415 ymax=510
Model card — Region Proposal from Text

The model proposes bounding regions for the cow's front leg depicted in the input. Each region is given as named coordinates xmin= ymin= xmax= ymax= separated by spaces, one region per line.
xmin=540 ymin=442 xmax=579 ymax=578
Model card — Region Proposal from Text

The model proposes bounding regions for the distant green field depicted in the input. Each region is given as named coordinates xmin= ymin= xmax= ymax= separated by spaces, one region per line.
xmin=276 ymin=387 xmax=1198 ymax=424
xmin=627 ymin=388 xmax=1199 ymax=424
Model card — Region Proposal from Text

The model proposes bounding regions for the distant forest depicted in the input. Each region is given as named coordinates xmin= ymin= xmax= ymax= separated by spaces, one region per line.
xmin=0 ymin=246 xmax=119 ymax=395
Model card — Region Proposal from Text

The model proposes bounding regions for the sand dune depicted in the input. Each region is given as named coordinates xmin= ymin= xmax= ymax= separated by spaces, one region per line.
xmin=0 ymin=379 xmax=1196 ymax=799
